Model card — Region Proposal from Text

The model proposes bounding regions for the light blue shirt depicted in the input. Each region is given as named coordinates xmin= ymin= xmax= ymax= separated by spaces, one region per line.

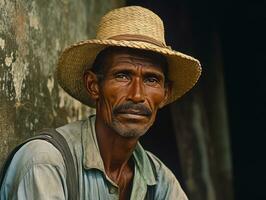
xmin=0 ymin=115 xmax=188 ymax=199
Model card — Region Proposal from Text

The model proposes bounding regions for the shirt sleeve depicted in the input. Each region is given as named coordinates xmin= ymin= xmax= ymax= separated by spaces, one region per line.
xmin=0 ymin=140 xmax=68 ymax=200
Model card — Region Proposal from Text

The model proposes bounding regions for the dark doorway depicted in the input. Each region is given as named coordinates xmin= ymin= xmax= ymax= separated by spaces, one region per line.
xmin=127 ymin=0 xmax=266 ymax=200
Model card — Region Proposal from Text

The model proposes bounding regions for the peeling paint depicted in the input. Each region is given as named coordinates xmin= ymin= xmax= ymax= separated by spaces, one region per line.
xmin=3 ymin=2 xmax=31 ymax=102
xmin=29 ymin=12 xmax=40 ymax=30
xmin=58 ymin=86 xmax=84 ymax=122
xmin=58 ymin=86 xmax=92 ymax=122
xmin=5 ymin=53 xmax=13 ymax=67
xmin=55 ymin=39 xmax=60 ymax=51
xmin=11 ymin=55 xmax=29 ymax=101
xmin=28 ymin=2 xmax=40 ymax=30
xmin=47 ymin=76 xmax=54 ymax=94
xmin=0 ymin=38 xmax=5 ymax=49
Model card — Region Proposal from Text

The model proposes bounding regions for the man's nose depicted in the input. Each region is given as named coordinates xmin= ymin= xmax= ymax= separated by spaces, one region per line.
xmin=126 ymin=78 xmax=145 ymax=103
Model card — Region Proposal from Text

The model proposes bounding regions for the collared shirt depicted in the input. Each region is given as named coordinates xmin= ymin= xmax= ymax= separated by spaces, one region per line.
xmin=0 ymin=115 xmax=188 ymax=200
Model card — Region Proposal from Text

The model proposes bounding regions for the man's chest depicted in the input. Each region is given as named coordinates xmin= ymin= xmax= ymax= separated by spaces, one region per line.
xmin=79 ymin=169 xmax=151 ymax=200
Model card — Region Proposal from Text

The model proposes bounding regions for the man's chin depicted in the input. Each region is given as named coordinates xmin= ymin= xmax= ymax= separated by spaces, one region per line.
xmin=111 ymin=121 xmax=150 ymax=138
xmin=117 ymin=130 xmax=146 ymax=138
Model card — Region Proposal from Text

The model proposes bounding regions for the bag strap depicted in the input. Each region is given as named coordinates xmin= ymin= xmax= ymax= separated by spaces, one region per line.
xmin=0 ymin=129 xmax=79 ymax=200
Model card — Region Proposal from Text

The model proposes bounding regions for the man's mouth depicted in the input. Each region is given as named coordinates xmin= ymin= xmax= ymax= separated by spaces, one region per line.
xmin=115 ymin=111 xmax=150 ymax=121
xmin=116 ymin=109 xmax=150 ymax=116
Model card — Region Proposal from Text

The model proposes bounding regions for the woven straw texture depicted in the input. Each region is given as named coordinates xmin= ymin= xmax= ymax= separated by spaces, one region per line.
xmin=57 ymin=6 xmax=202 ymax=107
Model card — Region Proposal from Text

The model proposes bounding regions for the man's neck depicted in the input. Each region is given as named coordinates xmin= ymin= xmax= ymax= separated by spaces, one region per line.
xmin=95 ymin=116 xmax=138 ymax=183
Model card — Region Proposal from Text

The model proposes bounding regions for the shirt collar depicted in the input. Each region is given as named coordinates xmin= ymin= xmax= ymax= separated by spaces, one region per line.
xmin=82 ymin=115 xmax=157 ymax=186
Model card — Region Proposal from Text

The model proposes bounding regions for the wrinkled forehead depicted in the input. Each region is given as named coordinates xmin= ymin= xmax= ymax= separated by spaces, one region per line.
xmin=102 ymin=47 xmax=168 ymax=73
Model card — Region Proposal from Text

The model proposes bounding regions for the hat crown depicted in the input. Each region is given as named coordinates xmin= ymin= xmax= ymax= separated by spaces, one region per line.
xmin=96 ymin=6 xmax=166 ymax=46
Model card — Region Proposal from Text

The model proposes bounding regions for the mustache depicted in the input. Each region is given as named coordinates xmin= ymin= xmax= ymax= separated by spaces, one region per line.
xmin=113 ymin=102 xmax=152 ymax=116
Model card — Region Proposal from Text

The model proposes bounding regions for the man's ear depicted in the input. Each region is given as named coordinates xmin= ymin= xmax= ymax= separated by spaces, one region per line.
xmin=159 ymin=83 xmax=172 ymax=108
xmin=83 ymin=71 xmax=100 ymax=101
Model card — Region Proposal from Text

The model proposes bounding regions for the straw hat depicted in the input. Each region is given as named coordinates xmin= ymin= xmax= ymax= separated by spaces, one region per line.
xmin=57 ymin=6 xmax=201 ymax=107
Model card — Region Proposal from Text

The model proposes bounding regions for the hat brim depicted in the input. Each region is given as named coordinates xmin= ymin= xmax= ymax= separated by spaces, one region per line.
xmin=57 ymin=39 xmax=202 ymax=107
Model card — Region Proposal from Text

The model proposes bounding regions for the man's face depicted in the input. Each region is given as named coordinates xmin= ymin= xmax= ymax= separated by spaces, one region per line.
xmin=95 ymin=50 xmax=169 ymax=138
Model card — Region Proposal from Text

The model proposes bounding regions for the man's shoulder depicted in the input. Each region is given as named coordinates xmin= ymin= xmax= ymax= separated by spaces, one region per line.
xmin=6 ymin=118 xmax=90 ymax=175
xmin=8 ymin=139 xmax=65 ymax=178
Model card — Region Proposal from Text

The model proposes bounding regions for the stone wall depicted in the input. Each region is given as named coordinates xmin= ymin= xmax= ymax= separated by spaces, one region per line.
xmin=0 ymin=0 xmax=124 ymax=166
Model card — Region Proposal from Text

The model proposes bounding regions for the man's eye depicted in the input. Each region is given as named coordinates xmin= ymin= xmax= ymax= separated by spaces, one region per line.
xmin=145 ymin=77 xmax=160 ymax=86
xmin=114 ymin=73 xmax=130 ymax=81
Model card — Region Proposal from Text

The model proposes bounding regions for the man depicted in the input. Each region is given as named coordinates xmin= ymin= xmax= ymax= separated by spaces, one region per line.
xmin=0 ymin=6 xmax=201 ymax=200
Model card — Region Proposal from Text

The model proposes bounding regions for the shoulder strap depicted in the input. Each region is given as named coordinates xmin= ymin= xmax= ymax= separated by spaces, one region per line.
xmin=0 ymin=129 xmax=79 ymax=200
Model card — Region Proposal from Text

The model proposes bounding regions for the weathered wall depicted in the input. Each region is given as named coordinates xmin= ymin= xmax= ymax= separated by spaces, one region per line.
xmin=0 ymin=0 xmax=124 ymax=166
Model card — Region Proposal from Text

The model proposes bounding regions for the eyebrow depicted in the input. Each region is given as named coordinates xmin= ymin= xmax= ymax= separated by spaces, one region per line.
xmin=143 ymin=71 xmax=164 ymax=80
xmin=109 ymin=66 xmax=165 ymax=80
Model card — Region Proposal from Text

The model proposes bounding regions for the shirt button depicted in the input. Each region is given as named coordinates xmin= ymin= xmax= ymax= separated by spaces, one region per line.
xmin=109 ymin=186 xmax=117 ymax=194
